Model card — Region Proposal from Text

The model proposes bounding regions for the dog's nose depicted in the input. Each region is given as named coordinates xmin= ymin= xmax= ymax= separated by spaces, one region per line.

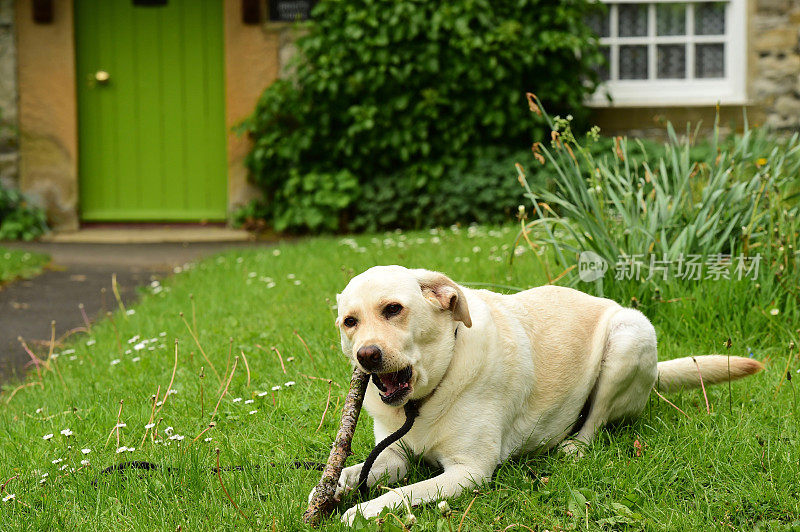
xmin=356 ymin=345 xmax=382 ymax=371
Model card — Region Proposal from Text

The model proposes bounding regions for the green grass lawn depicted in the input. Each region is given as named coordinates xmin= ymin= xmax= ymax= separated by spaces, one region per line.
xmin=0 ymin=226 xmax=797 ymax=530
xmin=0 ymin=247 xmax=50 ymax=285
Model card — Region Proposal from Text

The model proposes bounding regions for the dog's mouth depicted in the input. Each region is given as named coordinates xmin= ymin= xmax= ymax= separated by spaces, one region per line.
xmin=371 ymin=366 xmax=413 ymax=405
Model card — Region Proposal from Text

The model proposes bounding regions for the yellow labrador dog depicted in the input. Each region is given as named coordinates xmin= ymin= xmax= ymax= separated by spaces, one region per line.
xmin=326 ymin=265 xmax=763 ymax=524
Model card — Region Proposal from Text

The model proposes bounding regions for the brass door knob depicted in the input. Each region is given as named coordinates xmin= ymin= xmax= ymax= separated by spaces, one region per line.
xmin=95 ymin=70 xmax=110 ymax=84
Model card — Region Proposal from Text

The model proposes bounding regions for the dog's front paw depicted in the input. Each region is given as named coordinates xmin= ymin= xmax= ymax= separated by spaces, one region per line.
xmin=336 ymin=463 xmax=364 ymax=498
xmin=341 ymin=505 xmax=360 ymax=526
xmin=558 ymin=439 xmax=586 ymax=459
xmin=341 ymin=500 xmax=384 ymax=526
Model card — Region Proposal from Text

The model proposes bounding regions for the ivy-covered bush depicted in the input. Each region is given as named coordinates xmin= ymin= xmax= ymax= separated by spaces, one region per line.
xmin=351 ymin=148 xmax=537 ymax=232
xmin=0 ymin=185 xmax=48 ymax=241
xmin=241 ymin=0 xmax=604 ymax=233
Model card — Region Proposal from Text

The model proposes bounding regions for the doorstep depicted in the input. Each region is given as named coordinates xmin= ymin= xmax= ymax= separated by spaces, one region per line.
xmin=41 ymin=225 xmax=254 ymax=244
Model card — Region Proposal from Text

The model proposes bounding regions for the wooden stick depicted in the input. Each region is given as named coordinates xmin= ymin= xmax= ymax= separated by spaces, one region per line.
xmin=303 ymin=368 xmax=370 ymax=526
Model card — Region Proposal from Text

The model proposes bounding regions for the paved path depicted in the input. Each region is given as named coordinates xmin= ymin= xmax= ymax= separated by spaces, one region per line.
xmin=0 ymin=241 xmax=269 ymax=384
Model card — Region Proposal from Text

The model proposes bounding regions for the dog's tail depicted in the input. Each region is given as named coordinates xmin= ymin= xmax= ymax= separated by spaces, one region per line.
xmin=655 ymin=355 xmax=764 ymax=393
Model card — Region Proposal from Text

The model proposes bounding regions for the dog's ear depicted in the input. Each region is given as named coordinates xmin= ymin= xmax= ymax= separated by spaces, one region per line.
xmin=414 ymin=270 xmax=472 ymax=328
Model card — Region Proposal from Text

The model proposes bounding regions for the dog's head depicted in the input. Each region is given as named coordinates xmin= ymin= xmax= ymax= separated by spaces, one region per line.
xmin=336 ymin=266 xmax=472 ymax=407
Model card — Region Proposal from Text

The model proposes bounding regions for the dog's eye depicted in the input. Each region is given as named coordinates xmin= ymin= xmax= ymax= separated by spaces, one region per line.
xmin=343 ymin=317 xmax=358 ymax=328
xmin=382 ymin=303 xmax=403 ymax=318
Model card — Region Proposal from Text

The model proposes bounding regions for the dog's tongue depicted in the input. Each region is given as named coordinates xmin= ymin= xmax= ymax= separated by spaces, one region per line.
xmin=379 ymin=372 xmax=407 ymax=396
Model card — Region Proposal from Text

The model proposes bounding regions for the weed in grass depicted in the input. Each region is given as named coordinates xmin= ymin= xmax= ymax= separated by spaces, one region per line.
xmin=111 ymin=272 xmax=126 ymax=316
xmin=106 ymin=311 xmax=123 ymax=355
xmin=198 ymin=366 xmax=206 ymax=421
xmin=181 ymin=311 xmax=221 ymax=385
xmin=78 ymin=303 xmax=92 ymax=332
xmin=216 ymin=447 xmax=251 ymax=523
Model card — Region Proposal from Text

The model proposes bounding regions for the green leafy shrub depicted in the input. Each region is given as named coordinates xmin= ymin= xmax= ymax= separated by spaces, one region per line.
xmin=241 ymin=0 xmax=604 ymax=232
xmin=351 ymin=148 xmax=536 ymax=232
xmin=0 ymin=185 xmax=48 ymax=241
xmin=273 ymin=169 xmax=359 ymax=232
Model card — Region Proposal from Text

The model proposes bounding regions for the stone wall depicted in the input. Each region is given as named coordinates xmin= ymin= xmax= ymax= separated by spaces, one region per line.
xmin=0 ymin=0 xmax=18 ymax=187
xmin=591 ymin=105 xmax=751 ymax=139
xmin=590 ymin=0 xmax=800 ymax=138
xmin=751 ymin=0 xmax=800 ymax=129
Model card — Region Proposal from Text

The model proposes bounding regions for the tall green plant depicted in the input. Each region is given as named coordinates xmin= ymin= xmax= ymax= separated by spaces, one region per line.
xmin=517 ymin=96 xmax=800 ymax=305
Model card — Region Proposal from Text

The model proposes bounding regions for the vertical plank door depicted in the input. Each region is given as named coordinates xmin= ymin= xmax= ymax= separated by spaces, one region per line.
xmin=75 ymin=0 xmax=227 ymax=221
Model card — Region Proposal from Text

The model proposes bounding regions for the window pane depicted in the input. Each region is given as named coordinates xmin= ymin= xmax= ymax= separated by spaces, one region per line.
xmin=695 ymin=2 xmax=725 ymax=35
xmin=595 ymin=46 xmax=611 ymax=81
xmin=657 ymin=45 xmax=686 ymax=78
xmin=695 ymin=43 xmax=725 ymax=78
xmin=618 ymin=4 xmax=648 ymax=37
xmin=586 ymin=10 xmax=610 ymax=38
xmin=657 ymin=3 xmax=686 ymax=36
xmin=619 ymin=45 xmax=648 ymax=79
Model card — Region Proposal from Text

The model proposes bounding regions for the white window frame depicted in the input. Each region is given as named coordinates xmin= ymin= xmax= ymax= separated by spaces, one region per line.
xmin=588 ymin=0 xmax=747 ymax=107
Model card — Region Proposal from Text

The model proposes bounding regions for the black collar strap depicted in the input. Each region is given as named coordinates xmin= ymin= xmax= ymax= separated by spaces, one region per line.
xmin=356 ymin=400 xmax=419 ymax=498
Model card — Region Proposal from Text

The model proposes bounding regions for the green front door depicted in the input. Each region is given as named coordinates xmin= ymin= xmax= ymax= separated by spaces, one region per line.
xmin=75 ymin=0 xmax=227 ymax=221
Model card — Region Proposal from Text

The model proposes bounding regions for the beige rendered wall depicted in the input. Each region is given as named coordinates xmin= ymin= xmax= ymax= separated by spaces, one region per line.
xmin=15 ymin=0 xmax=79 ymax=230
xmin=224 ymin=0 xmax=285 ymax=211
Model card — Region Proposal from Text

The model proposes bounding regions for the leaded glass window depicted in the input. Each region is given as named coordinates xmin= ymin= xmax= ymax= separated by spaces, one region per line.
xmin=587 ymin=0 xmax=745 ymax=106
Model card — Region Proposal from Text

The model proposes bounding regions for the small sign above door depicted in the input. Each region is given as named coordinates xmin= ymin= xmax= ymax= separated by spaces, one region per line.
xmin=269 ymin=0 xmax=316 ymax=22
